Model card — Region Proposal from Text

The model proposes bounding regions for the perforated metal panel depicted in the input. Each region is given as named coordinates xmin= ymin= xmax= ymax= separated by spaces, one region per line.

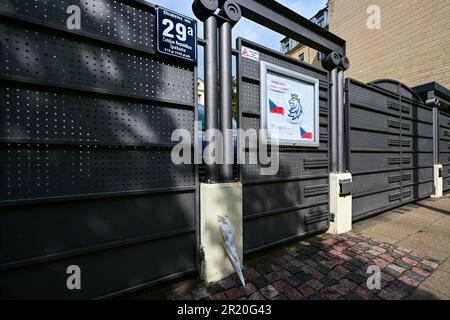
xmin=237 ymin=38 xmax=330 ymax=254
xmin=1 ymin=145 xmax=194 ymax=201
xmin=1 ymin=0 xmax=156 ymax=54
xmin=347 ymin=79 xmax=434 ymax=221
xmin=0 ymin=86 xmax=194 ymax=146
xmin=0 ymin=23 xmax=194 ymax=104
xmin=0 ymin=0 xmax=198 ymax=299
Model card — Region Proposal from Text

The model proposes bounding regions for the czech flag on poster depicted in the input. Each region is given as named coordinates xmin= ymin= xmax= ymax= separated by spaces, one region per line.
xmin=300 ymin=127 xmax=313 ymax=139
xmin=269 ymin=99 xmax=285 ymax=115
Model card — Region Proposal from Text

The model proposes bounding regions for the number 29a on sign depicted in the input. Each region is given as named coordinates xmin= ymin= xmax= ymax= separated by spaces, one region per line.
xmin=156 ymin=7 xmax=197 ymax=61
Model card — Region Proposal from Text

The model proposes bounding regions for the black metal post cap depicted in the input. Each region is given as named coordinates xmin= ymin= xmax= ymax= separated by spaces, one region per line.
xmin=340 ymin=56 xmax=350 ymax=71
xmin=322 ymin=51 xmax=341 ymax=70
xmin=219 ymin=0 xmax=242 ymax=25
xmin=192 ymin=0 xmax=219 ymax=21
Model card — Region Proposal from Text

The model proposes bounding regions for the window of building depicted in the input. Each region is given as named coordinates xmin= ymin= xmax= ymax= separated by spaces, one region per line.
xmin=317 ymin=17 xmax=324 ymax=28
xmin=318 ymin=52 xmax=326 ymax=61
xmin=299 ymin=53 xmax=305 ymax=62
xmin=280 ymin=7 xmax=329 ymax=56
xmin=281 ymin=38 xmax=300 ymax=54
xmin=281 ymin=40 xmax=289 ymax=54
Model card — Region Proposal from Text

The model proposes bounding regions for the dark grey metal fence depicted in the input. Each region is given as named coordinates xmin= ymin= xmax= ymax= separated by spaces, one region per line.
xmin=237 ymin=38 xmax=330 ymax=254
xmin=1 ymin=0 xmax=446 ymax=300
xmin=440 ymin=111 xmax=450 ymax=191
xmin=0 ymin=0 xmax=198 ymax=299
xmin=347 ymin=79 xmax=434 ymax=221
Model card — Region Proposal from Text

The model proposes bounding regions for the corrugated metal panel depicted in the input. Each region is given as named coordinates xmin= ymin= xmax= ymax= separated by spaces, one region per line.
xmin=440 ymin=111 xmax=450 ymax=191
xmin=347 ymin=79 xmax=434 ymax=221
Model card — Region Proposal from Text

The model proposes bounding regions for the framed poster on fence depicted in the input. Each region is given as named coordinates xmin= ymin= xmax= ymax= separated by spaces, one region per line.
xmin=260 ymin=62 xmax=320 ymax=147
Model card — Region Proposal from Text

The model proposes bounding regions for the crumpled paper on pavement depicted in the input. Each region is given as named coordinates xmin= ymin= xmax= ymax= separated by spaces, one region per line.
xmin=217 ymin=215 xmax=245 ymax=287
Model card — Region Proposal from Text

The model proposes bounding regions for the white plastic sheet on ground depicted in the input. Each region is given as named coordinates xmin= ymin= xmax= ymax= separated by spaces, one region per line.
xmin=217 ymin=215 xmax=245 ymax=287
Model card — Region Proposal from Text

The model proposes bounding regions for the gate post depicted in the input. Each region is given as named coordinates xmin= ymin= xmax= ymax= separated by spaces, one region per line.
xmin=194 ymin=0 xmax=243 ymax=284
xmin=337 ymin=56 xmax=350 ymax=173
xmin=194 ymin=0 xmax=220 ymax=183
xmin=218 ymin=1 xmax=240 ymax=182
xmin=428 ymin=98 xmax=443 ymax=198
xmin=323 ymin=53 xmax=352 ymax=235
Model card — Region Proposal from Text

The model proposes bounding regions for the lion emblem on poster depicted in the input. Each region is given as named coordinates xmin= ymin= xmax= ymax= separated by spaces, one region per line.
xmin=287 ymin=93 xmax=303 ymax=123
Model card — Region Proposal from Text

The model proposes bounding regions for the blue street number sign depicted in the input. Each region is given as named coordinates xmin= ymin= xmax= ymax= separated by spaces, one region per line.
xmin=156 ymin=7 xmax=197 ymax=61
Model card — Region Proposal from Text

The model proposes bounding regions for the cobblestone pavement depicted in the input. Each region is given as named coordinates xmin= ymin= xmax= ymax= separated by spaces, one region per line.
xmin=355 ymin=195 xmax=450 ymax=299
xmin=172 ymin=233 xmax=442 ymax=300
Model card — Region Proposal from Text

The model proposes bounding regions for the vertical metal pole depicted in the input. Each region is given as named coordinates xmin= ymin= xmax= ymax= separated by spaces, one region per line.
xmin=219 ymin=20 xmax=234 ymax=182
xmin=426 ymin=97 xmax=440 ymax=165
xmin=330 ymin=68 xmax=338 ymax=173
xmin=337 ymin=70 xmax=345 ymax=173
xmin=204 ymin=16 xmax=220 ymax=182
xmin=432 ymin=102 xmax=440 ymax=165
xmin=322 ymin=52 xmax=343 ymax=174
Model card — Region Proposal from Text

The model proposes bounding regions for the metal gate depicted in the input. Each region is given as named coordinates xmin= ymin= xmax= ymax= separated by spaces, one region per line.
xmin=347 ymin=79 xmax=434 ymax=221
xmin=0 ymin=0 xmax=198 ymax=299
xmin=237 ymin=38 xmax=330 ymax=254
xmin=440 ymin=111 xmax=450 ymax=191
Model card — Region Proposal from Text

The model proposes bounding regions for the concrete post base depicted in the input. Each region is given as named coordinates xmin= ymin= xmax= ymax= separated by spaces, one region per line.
xmin=200 ymin=182 xmax=243 ymax=284
xmin=431 ymin=164 xmax=443 ymax=198
xmin=328 ymin=173 xmax=353 ymax=235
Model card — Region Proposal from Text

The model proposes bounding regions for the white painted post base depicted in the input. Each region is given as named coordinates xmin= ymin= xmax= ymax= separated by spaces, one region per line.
xmin=200 ymin=182 xmax=243 ymax=284
xmin=431 ymin=164 xmax=443 ymax=198
xmin=328 ymin=173 xmax=353 ymax=235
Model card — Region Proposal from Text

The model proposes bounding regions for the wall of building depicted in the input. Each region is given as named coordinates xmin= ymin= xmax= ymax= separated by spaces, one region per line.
xmin=328 ymin=0 xmax=450 ymax=89
xmin=288 ymin=45 xmax=321 ymax=66
xmin=198 ymin=79 xmax=205 ymax=105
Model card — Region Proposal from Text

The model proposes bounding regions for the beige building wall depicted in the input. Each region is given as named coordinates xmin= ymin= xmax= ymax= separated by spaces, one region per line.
xmin=288 ymin=45 xmax=321 ymax=66
xmin=328 ymin=0 xmax=450 ymax=89
xmin=198 ymin=79 xmax=205 ymax=105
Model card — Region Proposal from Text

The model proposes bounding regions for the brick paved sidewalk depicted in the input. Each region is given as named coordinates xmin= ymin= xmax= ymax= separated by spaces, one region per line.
xmin=172 ymin=233 xmax=442 ymax=300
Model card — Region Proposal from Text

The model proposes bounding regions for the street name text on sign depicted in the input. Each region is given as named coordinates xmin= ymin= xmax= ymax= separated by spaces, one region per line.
xmin=156 ymin=7 xmax=197 ymax=61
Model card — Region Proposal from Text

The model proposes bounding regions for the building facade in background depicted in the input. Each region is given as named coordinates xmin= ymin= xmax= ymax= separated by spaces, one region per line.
xmin=280 ymin=7 xmax=328 ymax=66
xmin=329 ymin=0 xmax=449 ymax=88
xmin=281 ymin=0 xmax=449 ymax=89
xmin=198 ymin=78 xmax=205 ymax=105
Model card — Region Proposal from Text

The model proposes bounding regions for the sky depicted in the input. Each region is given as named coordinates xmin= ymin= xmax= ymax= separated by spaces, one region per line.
xmin=151 ymin=0 xmax=328 ymax=77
